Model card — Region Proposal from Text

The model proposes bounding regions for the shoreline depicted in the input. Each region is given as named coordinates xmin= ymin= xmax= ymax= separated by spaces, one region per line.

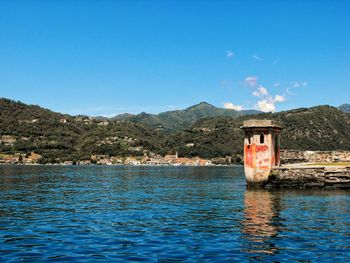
xmin=0 ymin=163 xmax=243 ymax=167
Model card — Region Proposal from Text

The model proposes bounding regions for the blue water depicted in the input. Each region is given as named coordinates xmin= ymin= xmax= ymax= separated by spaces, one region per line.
xmin=0 ymin=166 xmax=350 ymax=262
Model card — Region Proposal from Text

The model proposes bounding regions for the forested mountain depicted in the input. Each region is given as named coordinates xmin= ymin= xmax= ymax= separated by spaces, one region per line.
xmin=339 ymin=104 xmax=350 ymax=113
xmin=166 ymin=106 xmax=350 ymax=158
xmin=111 ymin=102 xmax=261 ymax=132
xmin=1 ymin=98 xmax=350 ymax=164
xmin=0 ymin=98 xmax=166 ymax=163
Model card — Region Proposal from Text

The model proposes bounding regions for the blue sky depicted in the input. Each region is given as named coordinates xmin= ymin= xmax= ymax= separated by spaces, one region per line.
xmin=1 ymin=0 xmax=349 ymax=116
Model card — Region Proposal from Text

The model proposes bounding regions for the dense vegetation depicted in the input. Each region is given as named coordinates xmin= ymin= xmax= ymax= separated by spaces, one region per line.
xmin=166 ymin=105 xmax=350 ymax=159
xmin=0 ymin=98 xmax=165 ymax=163
xmin=1 ymin=98 xmax=350 ymax=163
xmin=111 ymin=102 xmax=260 ymax=132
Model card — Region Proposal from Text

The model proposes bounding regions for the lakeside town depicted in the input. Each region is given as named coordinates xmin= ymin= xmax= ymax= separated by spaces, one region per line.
xmin=0 ymin=151 xmax=236 ymax=166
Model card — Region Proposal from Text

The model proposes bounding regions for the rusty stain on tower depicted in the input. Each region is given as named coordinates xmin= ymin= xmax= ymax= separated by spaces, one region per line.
xmin=241 ymin=120 xmax=283 ymax=187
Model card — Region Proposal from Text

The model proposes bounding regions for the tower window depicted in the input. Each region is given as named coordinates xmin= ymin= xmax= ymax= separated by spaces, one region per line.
xmin=260 ymin=133 xmax=265 ymax=144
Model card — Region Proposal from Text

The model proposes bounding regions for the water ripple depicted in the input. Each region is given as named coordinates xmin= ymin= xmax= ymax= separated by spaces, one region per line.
xmin=1 ymin=165 xmax=350 ymax=262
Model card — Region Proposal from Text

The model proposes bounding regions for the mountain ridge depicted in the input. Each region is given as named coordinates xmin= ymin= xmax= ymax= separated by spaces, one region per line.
xmin=111 ymin=102 xmax=261 ymax=132
xmin=1 ymin=97 xmax=350 ymax=163
xmin=0 ymin=98 xmax=166 ymax=163
xmin=339 ymin=103 xmax=350 ymax=113
xmin=165 ymin=105 xmax=350 ymax=159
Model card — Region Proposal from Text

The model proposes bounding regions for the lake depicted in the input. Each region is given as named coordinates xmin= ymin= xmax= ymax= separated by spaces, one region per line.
xmin=1 ymin=165 xmax=350 ymax=262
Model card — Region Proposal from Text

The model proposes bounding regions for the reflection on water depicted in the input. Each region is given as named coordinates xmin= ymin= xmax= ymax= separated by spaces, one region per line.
xmin=0 ymin=165 xmax=350 ymax=262
xmin=242 ymin=190 xmax=280 ymax=255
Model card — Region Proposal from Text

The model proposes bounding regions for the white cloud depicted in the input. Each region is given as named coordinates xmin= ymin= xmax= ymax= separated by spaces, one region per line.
xmin=256 ymin=95 xmax=286 ymax=112
xmin=273 ymin=95 xmax=286 ymax=102
xmin=293 ymin=82 xmax=300 ymax=88
xmin=292 ymin=81 xmax=308 ymax=88
xmin=253 ymin=85 xmax=268 ymax=97
xmin=244 ymin=76 xmax=258 ymax=87
xmin=286 ymin=87 xmax=294 ymax=95
xmin=253 ymin=55 xmax=263 ymax=60
xmin=243 ymin=76 xmax=287 ymax=112
xmin=226 ymin=50 xmax=234 ymax=58
xmin=257 ymin=100 xmax=276 ymax=112
xmin=223 ymin=102 xmax=243 ymax=111
xmin=260 ymin=87 xmax=268 ymax=95
xmin=287 ymin=81 xmax=307 ymax=96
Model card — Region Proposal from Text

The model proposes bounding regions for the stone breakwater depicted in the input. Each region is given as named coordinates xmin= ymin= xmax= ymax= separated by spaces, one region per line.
xmin=264 ymin=165 xmax=350 ymax=189
xmin=280 ymin=150 xmax=350 ymax=164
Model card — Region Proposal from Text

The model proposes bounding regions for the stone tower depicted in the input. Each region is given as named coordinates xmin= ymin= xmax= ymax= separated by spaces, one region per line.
xmin=241 ymin=120 xmax=283 ymax=187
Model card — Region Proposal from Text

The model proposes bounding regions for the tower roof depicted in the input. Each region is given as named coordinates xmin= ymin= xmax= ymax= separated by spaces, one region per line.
xmin=241 ymin=119 xmax=283 ymax=129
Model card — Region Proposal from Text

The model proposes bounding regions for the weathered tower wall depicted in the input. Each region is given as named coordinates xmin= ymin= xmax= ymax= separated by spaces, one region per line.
xmin=241 ymin=120 xmax=282 ymax=188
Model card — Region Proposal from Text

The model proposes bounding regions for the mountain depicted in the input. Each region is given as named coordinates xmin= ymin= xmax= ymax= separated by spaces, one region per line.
xmin=166 ymin=105 xmax=350 ymax=159
xmin=0 ymin=98 xmax=166 ymax=163
xmin=2 ymin=98 xmax=350 ymax=164
xmin=239 ymin=109 xmax=262 ymax=115
xmin=113 ymin=102 xmax=261 ymax=132
xmin=339 ymin=104 xmax=350 ymax=113
xmin=112 ymin=113 xmax=135 ymax=120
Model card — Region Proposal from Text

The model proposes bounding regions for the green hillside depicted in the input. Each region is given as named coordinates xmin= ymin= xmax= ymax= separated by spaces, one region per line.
xmin=0 ymin=98 xmax=166 ymax=163
xmin=114 ymin=102 xmax=260 ymax=132
xmin=166 ymin=105 xmax=350 ymax=159
xmin=1 ymin=98 xmax=350 ymax=164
